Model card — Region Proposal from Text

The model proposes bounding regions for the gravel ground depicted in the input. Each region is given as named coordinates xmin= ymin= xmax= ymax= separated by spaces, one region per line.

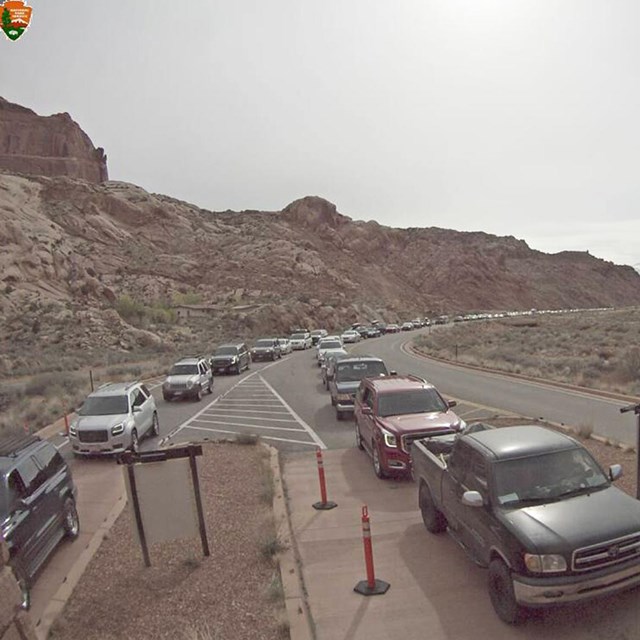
xmin=49 ymin=442 xmax=288 ymax=640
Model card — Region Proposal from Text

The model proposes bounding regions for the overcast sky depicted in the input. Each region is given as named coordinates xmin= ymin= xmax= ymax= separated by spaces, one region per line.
xmin=2 ymin=0 xmax=639 ymax=267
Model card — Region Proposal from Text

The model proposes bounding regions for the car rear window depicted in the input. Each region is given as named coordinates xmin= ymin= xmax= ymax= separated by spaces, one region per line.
xmin=377 ymin=388 xmax=447 ymax=417
xmin=291 ymin=333 xmax=305 ymax=339
xmin=79 ymin=395 xmax=128 ymax=416
xmin=337 ymin=361 xmax=388 ymax=382
xmin=255 ymin=340 xmax=274 ymax=347
xmin=214 ymin=346 xmax=238 ymax=356
xmin=319 ymin=341 xmax=342 ymax=350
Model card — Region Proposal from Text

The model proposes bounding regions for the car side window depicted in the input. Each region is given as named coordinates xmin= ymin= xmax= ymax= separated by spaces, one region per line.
xmin=362 ymin=388 xmax=374 ymax=409
xmin=131 ymin=389 xmax=145 ymax=408
xmin=448 ymin=443 xmax=468 ymax=483
xmin=16 ymin=456 xmax=42 ymax=496
xmin=464 ymin=450 xmax=488 ymax=495
xmin=35 ymin=444 xmax=64 ymax=478
xmin=7 ymin=470 xmax=26 ymax=505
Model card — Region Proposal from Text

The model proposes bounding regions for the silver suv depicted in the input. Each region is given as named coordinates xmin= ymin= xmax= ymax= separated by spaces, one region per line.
xmin=162 ymin=356 xmax=213 ymax=401
xmin=69 ymin=382 xmax=159 ymax=456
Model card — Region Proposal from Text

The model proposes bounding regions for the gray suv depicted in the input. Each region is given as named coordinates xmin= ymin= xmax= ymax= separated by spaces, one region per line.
xmin=329 ymin=356 xmax=389 ymax=420
xmin=210 ymin=342 xmax=251 ymax=375
xmin=69 ymin=381 xmax=159 ymax=456
xmin=162 ymin=356 xmax=213 ymax=401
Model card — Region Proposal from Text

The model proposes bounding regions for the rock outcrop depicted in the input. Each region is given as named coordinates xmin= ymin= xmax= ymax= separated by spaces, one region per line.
xmin=1 ymin=171 xmax=640 ymax=376
xmin=0 ymin=97 xmax=107 ymax=182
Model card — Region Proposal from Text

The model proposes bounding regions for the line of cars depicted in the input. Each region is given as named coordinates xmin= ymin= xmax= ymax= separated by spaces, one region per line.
xmin=315 ymin=334 xmax=466 ymax=474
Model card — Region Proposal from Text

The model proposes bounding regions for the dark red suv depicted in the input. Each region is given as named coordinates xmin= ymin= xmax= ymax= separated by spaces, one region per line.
xmin=354 ymin=375 xmax=464 ymax=478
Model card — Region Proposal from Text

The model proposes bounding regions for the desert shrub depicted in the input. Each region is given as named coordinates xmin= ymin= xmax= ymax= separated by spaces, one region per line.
xmin=25 ymin=373 xmax=61 ymax=397
xmin=173 ymin=291 xmax=203 ymax=305
xmin=618 ymin=347 xmax=640 ymax=382
xmin=115 ymin=295 xmax=146 ymax=323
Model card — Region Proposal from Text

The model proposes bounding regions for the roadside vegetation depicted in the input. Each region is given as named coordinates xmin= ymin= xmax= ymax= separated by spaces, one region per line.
xmin=415 ymin=307 xmax=640 ymax=397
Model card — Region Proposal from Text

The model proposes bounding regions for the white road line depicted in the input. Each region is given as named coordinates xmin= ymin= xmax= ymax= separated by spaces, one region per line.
xmin=203 ymin=408 xmax=291 ymax=415
xmin=55 ymin=439 xmax=69 ymax=450
xmin=184 ymin=425 xmax=318 ymax=447
xmin=214 ymin=399 xmax=283 ymax=404
xmin=162 ymin=371 xmax=260 ymax=443
xmin=201 ymin=414 xmax=298 ymax=423
xmin=259 ymin=375 xmax=326 ymax=449
xmin=189 ymin=419 xmax=306 ymax=432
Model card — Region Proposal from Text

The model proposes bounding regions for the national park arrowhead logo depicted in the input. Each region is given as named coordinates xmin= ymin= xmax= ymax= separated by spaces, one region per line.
xmin=1 ymin=0 xmax=32 ymax=41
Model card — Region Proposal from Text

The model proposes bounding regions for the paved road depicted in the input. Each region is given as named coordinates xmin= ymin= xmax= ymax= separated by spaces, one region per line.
xmin=347 ymin=330 xmax=638 ymax=446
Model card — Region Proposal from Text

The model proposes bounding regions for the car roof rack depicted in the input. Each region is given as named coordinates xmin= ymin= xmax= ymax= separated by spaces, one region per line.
xmin=0 ymin=434 xmax=41 ymax=458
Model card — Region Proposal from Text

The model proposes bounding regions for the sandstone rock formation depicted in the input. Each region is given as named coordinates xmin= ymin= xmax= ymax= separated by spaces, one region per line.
xmin=1 ymin=171 xmax=640 ymax=376
xmin=0 ymin=97 xmax=107 ymax=182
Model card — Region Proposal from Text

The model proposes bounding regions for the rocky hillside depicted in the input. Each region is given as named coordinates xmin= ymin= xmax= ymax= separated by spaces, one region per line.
xmin=0 ymin=97 xmax=107 ymax=183
xmin=2 ymin=169 xmax=640 ymax=376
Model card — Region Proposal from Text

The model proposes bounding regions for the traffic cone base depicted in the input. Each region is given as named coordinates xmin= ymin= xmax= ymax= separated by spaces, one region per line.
xmin=354 ymin=579 xmax=390 ymax=596
xmin=312 ymin=500 xmax=337 ymax=510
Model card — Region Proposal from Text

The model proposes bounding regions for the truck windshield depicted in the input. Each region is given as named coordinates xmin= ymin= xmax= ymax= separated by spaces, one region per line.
xmin=377 ymin=388 xmax=446 ymax=416
xmin=494 ymin=448 xmax=609 ymax=506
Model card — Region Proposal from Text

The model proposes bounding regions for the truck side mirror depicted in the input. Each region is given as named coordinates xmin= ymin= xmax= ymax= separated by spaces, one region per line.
xmin=447 ymin=400 xmax=457 ymax=408
xmin=361 ymin=406 xmax=372 ymax=415
xmin=609 ymin=464 xmax=623 ymax=481
xmin=461 ymin=490 xmax=484 ymax=507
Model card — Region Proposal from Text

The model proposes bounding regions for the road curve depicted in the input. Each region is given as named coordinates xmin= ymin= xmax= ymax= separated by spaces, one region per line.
xmin=349 ymin=330 xmax=637 ymax=447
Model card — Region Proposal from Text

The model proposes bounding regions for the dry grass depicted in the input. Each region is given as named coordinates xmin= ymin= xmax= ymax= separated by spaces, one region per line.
xmin=415 ymin=307 xmax=640 ymax=396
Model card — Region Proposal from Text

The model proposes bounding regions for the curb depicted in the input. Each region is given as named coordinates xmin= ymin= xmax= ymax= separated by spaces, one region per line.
xmin=268 ymin=445 xmax=314 ymax=640
xmin=35 ymin=489 xmax=128 ymax=640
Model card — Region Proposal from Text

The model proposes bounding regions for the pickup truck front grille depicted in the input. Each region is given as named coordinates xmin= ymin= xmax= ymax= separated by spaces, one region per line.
xmin=78 ymin=429 xmax=109 ymax=443
xmin=573 ymin=533 xmax=640 ymax=571
xmin=401 ymin=429 xmax=455 ymax=453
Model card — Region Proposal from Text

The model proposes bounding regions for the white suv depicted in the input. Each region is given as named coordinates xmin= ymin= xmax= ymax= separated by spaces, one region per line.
xmin=162 ymin=356 xmax=213 ymax=401
xmin=69 ymin=382 xmax=159 ymax=456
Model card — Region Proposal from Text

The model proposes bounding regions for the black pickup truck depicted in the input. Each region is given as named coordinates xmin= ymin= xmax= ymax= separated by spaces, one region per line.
xmin=411 ymin=424 xmax=640 ymax=623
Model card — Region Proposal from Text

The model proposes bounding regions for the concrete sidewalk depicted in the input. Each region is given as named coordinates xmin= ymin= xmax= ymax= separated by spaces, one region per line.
xmin=282 ymin=448 xmax=640 ymax=640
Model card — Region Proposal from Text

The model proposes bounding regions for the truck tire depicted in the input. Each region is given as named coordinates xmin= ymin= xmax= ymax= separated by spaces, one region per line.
xmin=488 ymin=559 xmax=524 ymax=624
xmin=372 ymin=444 xmax=386 ymax=479
xmin=419 ymin=482 xmax=447 ymax=533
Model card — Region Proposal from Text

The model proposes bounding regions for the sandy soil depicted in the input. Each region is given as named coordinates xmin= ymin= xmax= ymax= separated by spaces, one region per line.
xmin=48 ymin=442 xmax=288 ymax=640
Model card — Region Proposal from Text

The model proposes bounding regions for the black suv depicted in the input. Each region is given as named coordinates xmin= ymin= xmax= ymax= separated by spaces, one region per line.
xmin=210 ymin=342 xmax=251 ymax=375
xmin=0 ymin=435 xmax=79 ymax=609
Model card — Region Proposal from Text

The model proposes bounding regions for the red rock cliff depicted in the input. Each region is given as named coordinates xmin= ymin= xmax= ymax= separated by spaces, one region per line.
xmin=0 ymin=97 xmax=108 ymax=182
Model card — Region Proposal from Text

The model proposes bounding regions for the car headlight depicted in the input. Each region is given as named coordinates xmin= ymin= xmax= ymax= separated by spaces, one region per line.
xmin=187 ymin=378 xmax=195 ymax=388
xmin=380 ymin=427 xmax=398 ymax=448
xmin=162 ymin=381 xmax=170 ymax=388
xmin=524 ymin=554 xmax=567 ymax=573
xmin=69 ymin=422 xmax=77 ymax=437
xmin=111 ymin=423 xmax=125 ymax=436
xmin=230 ymin=356 xmax=238 ymax=362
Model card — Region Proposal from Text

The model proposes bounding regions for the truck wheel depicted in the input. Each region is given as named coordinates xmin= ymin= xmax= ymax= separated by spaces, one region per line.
xmin=372 ymin=444 xmax=386 ymax=478
xmin=488 ymin=559 xmax=524 ymax=624
xmin=419 ymin=482 xmax=447 ymax=533
xmin=11 ymin=564 xmax=30 ymax=610
xmin=62 ymin=498 xmax=80 ymax=539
